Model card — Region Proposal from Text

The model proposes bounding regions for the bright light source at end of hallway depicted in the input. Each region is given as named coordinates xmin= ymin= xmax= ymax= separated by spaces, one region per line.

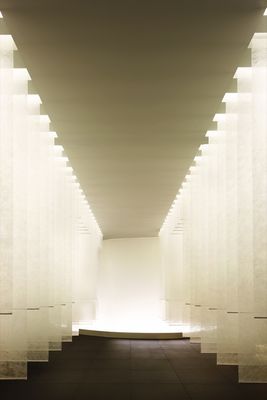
xmin=0 ymin=11 xmax=3 ymax=18
xmin=264 ymin=8 xmax=267 ymax=15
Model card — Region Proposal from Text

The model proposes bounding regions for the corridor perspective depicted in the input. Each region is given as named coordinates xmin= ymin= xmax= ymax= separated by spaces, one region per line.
xmin=0 ymin=1 xmax=267 ymax=398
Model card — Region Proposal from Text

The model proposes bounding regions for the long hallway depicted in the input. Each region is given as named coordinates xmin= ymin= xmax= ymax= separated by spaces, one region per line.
xmin=1 ymin=336 xmax=266 ymax=400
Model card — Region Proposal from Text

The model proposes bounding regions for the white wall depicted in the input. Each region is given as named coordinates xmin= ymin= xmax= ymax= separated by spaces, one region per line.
xmin=73 ymin=234 xmax=101 ymax=326
xmin=96 ymin=237 xmax=162 ymax=329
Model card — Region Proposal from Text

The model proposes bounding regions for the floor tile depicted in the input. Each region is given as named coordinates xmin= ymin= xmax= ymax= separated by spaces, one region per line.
xmin=83 ymin=368 xmax=130 ymax=383
xmin=236 ymin=383 xmax=267 ymax=399
xmin=169 ymin=356 xmax=214 ymax=369
xmin=89 ymin=359 xmax=130 ymax=369
xmin=54 ymin=349 xmax=100 ymax=360
xmin=91 ymin=350 xmax=130 ymax=359
xmin=131 ymin=348 xmax=166 ymax=359
xmin=70 ymin=382 xmax=131 ymax=400
xmin=131 ymin=340 xmax=160 ymax=349
xmin=184 ymin=382 xmax=267 ymax=400
xmin=99 ymin=340 xmax=131 ymax=350
xmin=131 ymin=359 xmax=172 ymax=370
xmin=163 ymin=348 xmax=196 ymax=359
xmin=0 ymin=380 xmax=29 ymax=397
xmin=131 ymin=369 xmax=180 ymax=383
xmin=165 ymin=350 xmax=209 ymax=359
xmin=175 ymin=367 xmax=230 ymax=384
xmin=184 ymin=383 xmax=242 ymax=400
xmin=27 ymin=382 xmax=76 ymax=400
xmin=28 ymin=368 xmax=85 ymax=382
xmin=49 ymin=357 xmax=97 ymax=368
xmin=131 ymin=383 xmax=190 ymax=400
xmin=216 ymin=365 xmax=238 ymax=383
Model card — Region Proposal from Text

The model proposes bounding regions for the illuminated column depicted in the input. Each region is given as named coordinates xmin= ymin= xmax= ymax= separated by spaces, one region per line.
xmin=159 ymin=24 xmax=267 ymax=385
xmin=11 ymin=68 xmax=31 ymax=378
xmin=0 ymin=29 xmax=102 ymax=378
xmin=72 ymin=190 xmax=101 ymax=330
xmin=60 ymin=163 xmax=74 ymax=342
xmin=238 ymin=33 xmax=267 ymax=383
xmin=160 ymin=196 xmax=185 ymax=327
xmin=0 ymin=35 xmax=24 ymax=379
xmin=234 ymin=67 xmax=254 ymax=381
xmin=217 ymin=93 xmax=239 ymax=366
xmin=200 ymin=130 xmax=219 ymax=354
xmin=47 ymin=132 xmax=62 ymax=351
xmin=38 ymin=115 xmax=51 ymax=355
xmin=26 ymin=95 xmax=48 ymax=362
xmin=194 ymin=149 xmax=212 ymax=350
xmin=53 ymin=148 xmax=66 ymax=344
xmin=188 ymin=167 xmax=200 ymax=342
xmin=250 ymin=33 xmax=267 ymax=384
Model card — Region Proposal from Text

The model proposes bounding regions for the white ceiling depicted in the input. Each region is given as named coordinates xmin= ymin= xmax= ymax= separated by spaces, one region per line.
xmin=0 ymin=0 xmax=266 ymax=238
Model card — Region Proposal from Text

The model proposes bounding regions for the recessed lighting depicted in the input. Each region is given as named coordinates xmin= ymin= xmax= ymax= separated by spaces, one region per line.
xmin=234 ymin=67 xmax=252 ymax=79
xmin=205 ymin=130 xmax=218 ymax=137
xmin=222 ymin=93 xmax=238 ymax=103
xmin=213 ymin=113 xmax=225 ymax=122
xmin=13 ymin=68 xmax=31 ymax=80
xmin=27 ymin=94 xmax=42 ymax=104
xmin=40 ymin=114 xmax=51 ymax=123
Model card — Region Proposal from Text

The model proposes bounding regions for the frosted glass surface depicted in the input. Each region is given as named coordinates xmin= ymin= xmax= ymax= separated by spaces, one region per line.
xmin=0 ymin=30 xmax=102 ymax=379
xmin=160 ymin=32 xmax=267 ymax=383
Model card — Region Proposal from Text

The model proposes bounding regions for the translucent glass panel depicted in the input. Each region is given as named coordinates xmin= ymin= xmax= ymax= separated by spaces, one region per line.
xmin=0 ymin=32 xmax=102 ymax=379
xmin=160 ymin=32 xmax=267 ymax=383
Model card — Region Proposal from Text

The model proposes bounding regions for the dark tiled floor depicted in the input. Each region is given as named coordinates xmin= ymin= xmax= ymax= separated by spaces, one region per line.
xmin=0 ymin=336 xmax=267 ymax=399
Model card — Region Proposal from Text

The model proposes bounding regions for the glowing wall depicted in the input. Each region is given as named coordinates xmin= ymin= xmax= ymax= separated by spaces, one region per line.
xmin=96 ymin=238 xmax=162 ymax=331
xmin=160 ymin=32 xmax=267 ymax=383
xmin=0 ymin=26 xmax=102 ymax=379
